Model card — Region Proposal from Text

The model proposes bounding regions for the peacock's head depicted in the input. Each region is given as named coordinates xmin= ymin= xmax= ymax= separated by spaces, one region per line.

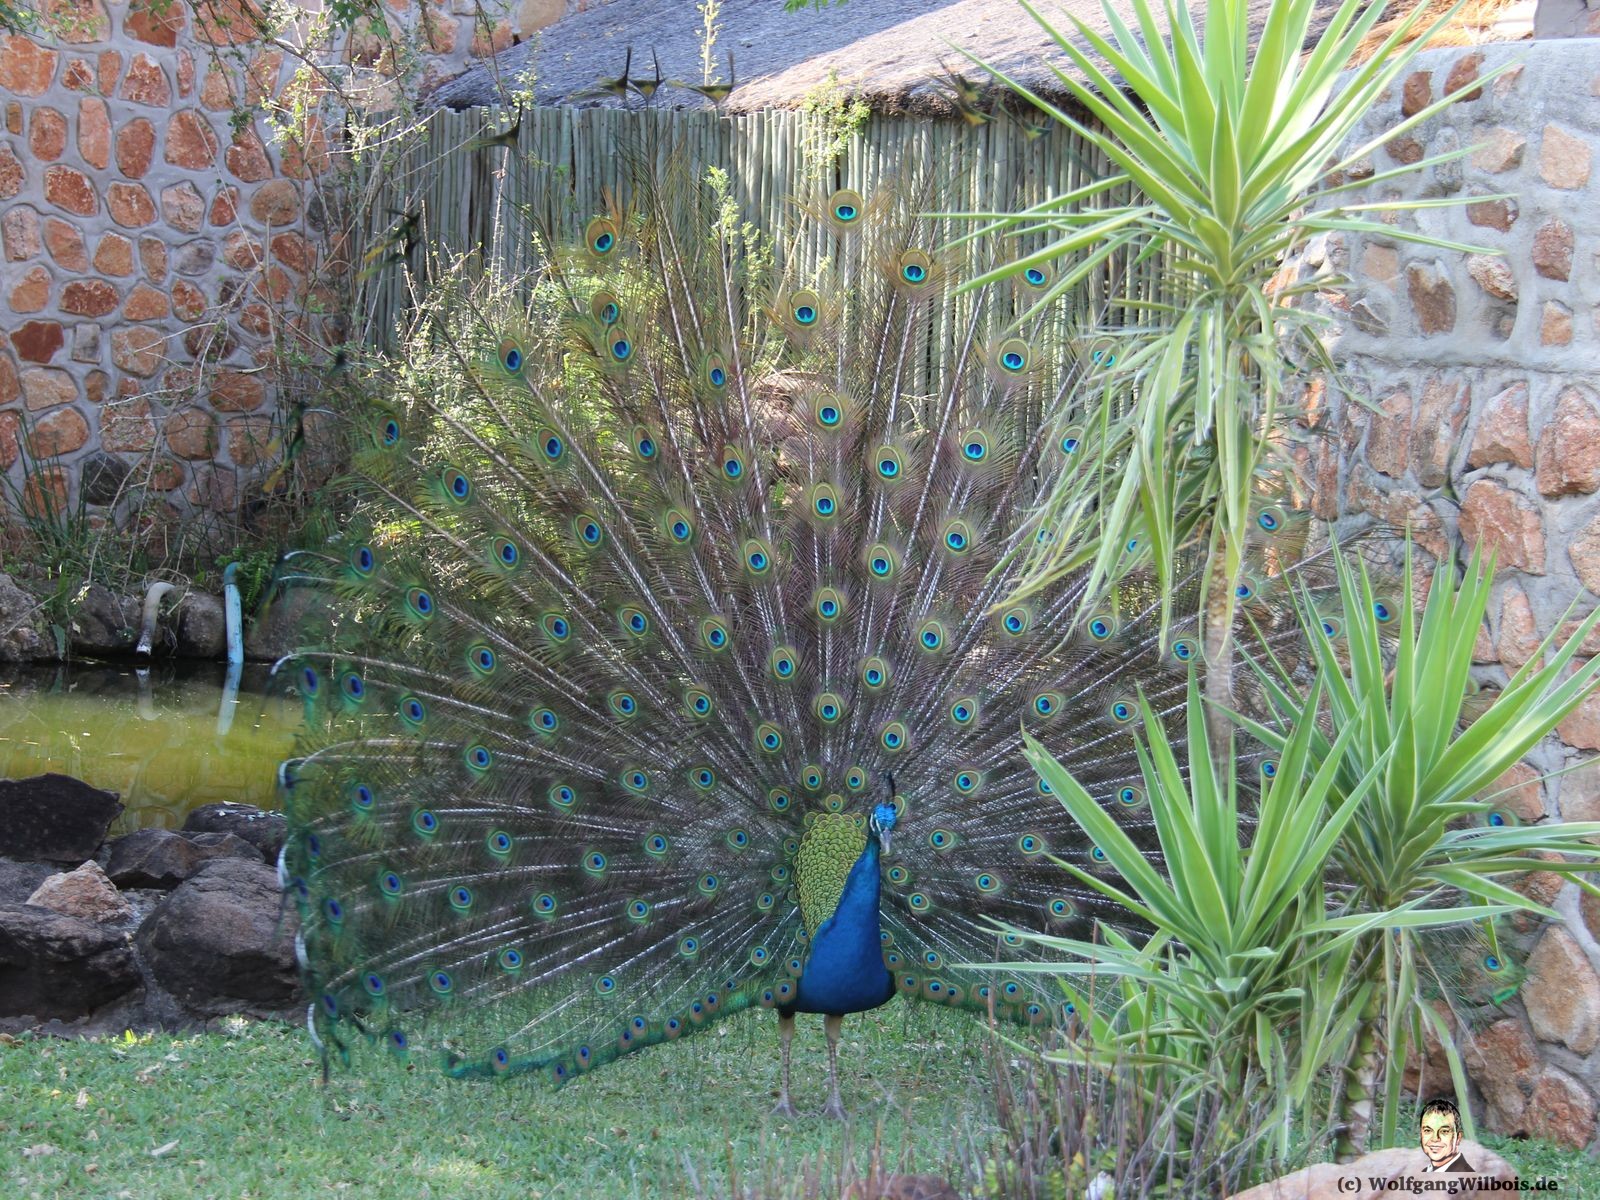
xmin=869 ymin=772 xmax=899 ymax=856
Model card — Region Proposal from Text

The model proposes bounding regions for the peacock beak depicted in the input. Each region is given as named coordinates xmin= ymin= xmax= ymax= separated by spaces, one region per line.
xmin=880 ymin=829 xmax=892 ymax=857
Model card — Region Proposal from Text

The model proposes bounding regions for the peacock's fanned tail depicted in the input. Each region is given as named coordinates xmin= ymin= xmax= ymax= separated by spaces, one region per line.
xmin=280 ymin=149 xmax=1315 ymax=1085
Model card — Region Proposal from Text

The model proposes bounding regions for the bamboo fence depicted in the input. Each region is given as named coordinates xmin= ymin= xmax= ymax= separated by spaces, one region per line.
xmin=361 ymin=106 xmax=1172 ymax=405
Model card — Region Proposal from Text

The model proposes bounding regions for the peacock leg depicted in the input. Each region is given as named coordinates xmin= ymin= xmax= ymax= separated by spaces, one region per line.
xmin=772 ymin=1012 xmax=799 ymax=1118
xmin=821 ymin=1013 xmax=847 ymax=1120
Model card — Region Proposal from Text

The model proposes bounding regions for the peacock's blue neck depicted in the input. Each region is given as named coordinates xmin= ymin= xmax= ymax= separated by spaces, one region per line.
xmin=790 ymin=836 xmax=896 ymax=1016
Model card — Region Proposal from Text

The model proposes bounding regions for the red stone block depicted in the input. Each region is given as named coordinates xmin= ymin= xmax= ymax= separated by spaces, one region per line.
xmin=249 ymin=179 xmax=300 ymax=227
xmin=62 ymin=279 xmax=120 ymax=317
xmin=125 ymin=0 xmax=186 ymax=46
xmin=164 ymin=110 xmax=219 ymax=170
xmin=210 ymin=368 xmax=265 ymax=411
xmin=44 ymin=164 xmax=98 ymax=216
xmin=1 ymin=204 xmax=40 ymax=260
xmin=124 ymin=283 xmax=170 ymax=321
xmin=0 ymin=35 xmax=59 ymax=97
xmin=221 ymin=230 xmax=263 ymax=269
xmin=0 ymin=144 xmax=20 ymax=200
xmin=97 ymin=48 xmax=120 ymax=93
xmin=43 ymin=217 xmax=87 ymax=269
xmin=29 ymin=106 xmax=67 ymax=161
xmin=194 ymin=0 xmax=267 ymax=46
xmin=224 ymin=130 xmax=272 ymax=182
xmin=62 ymin=58 xmax=94 ymax=91
xmin=31 ymin=405 xmax=89 ymax=457
xmin=176 ymin=49 xmax=194 ymax=97
xmin=8 ymin=264 xmax=49 ymax=312
xmin=210 ymin=184 xmax=240 ymax=226
xmin=172 ymin=279 xmax=206 ymax=321
xmin=138 ymin=235 xmax=166 ymax=281
xmin=115 ymin=116 xmax=155 ymax=179
xmin=120 ymin=52 xmax=171 ymax=107
xmin=92 ymin=231 xmax=133 ymax=275
xmin=10 ymin=319 xmax=64 ymax=364
xmin=160 ymin=181 xmax=204 ymax=232
xmin=107 ymin=181 xmax=156 ymax=228
xmin=42 ymin=0 xmax=108 ymax=43
xmin=78 ymin=97 xmax=110 ymax=170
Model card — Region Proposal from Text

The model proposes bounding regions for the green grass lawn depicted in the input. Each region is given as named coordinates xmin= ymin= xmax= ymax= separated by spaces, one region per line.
xmin=5 ymin=1010 xmax=1595 ymax=1200
xmin=3 ymin=1005 xmax=1001 ymax=1200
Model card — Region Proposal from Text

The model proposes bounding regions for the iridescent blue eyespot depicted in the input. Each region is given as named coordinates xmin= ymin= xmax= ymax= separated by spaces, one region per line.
xmin=488 ymin=831 xmax=512 ymax=854
xmin=1374 ymin=600 xmax=1394 ymax=623
xmin=1488 ymin=811 xmax=1507 ymax=827
xmin=1001 ymin=350 xmax=1024 ymax=371
xmin=1484 ymin=955 xmax=1503 ymax=972
xmin=708 ymin=365 xmax=725 ymax=386
xmin=534 ymin=893 xmax=557 ymax=914
xmin=1025 ymin=267 xmax=1047 ymax=286
xmin=413 ymin=809 xmax=438 ymax=835
xmin=430 ymin=970 xmax=453 ymax=994
xmin=1262 ymin=760 xmax=1278 ymax=779
xmin=352 ymin=545 xmax=375 ymax=575
xmin=380 ymin=871 xmax=402 ymax=895
xmin=450 ymin=886 xmax=473 ymax=911
xmin=363 ymin=973 xmax=384 ymax=996
xmin=324 ymin=898 xmax=343 ymax=923
xmin=902 ymin=263 xmax=926 ymax=283
xmin=794 ymin=304 xmax=817 ymax=325
xmin=342 ymin=672 xmax=364 ymax=699
xmin=819 ymin=405 xmax=840 ymax=426
xmin=381 ymin=419 xmax=400 ymax=446
xmin=465 ymin=745 xmax=492 ymax=771
xmin=350 ymin=783 xmax=375 ymax=810
xmin=610 ymin=337 xmax=632 ymax=362
xmin=401 ymin=696 xmax=426 ymax=724
xmin=302 ymin=666 xmax=319 ymax=694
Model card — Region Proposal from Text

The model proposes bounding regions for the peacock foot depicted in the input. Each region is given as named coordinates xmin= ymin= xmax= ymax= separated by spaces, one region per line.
xmin=771 ymin=1097 xmax=800 ymax=1119
xmin=820 ymin=1096 xmax=848 ymax=1121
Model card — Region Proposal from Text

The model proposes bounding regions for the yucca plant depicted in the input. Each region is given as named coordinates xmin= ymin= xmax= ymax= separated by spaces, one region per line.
xmin=955 ymin=0 xmax=1507 ymax=668
xmin=1236 ymin=545 xmax=1600 ymax=1157
xmin=1002 ymin=670 xmax=1392 ymax=1181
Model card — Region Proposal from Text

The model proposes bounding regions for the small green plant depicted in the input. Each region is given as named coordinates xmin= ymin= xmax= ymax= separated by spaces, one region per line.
xmin=799 ymin=71 xmax=872 ymax=176
xmin=698 ymin=0 xmax=723 ymax=85
xmin=959 ymin=0 xmax=1507 ymax=667
xmin=1237 ymin=545 xmax=1600 ymax=1157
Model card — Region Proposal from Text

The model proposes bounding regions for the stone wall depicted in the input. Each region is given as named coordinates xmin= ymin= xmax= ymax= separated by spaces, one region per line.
xmin=1307 ymin=37 xmax=1600 ymax=1149
xmin=0 ymin=0 xmax=568 ymax=548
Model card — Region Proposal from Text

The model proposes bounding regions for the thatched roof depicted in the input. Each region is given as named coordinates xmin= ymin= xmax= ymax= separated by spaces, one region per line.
xmin=427 ymin=0 xmax=1332 ymax=115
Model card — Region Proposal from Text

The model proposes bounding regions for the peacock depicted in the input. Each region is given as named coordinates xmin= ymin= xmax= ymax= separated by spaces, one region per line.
xmin=277 ymin=146 xmax=1317 ymax=1118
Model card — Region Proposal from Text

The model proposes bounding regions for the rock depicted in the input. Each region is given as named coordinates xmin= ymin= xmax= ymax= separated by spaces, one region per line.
xmin=1522 ymin=927 xmax=1600 ymax=1055
xmin=25 ymin=860 xmax=132 ymax=923
xmin=67 ymin=583 xmax=138 ymax=655
xmin=0 ymin=774 xmax=122 ymax=864
xmin=0 ymin=572 xmax=49 ymax=661
xmin=80 ymin=451 xmax=132 ymax=505
xmin=1466 ymin=254 xmax=1516 ymax=301
xmin=1467 ymin=381 xmax=1532 ymax=469
xmin=1523 ymin=1068 xmax=1597 ymax=1150
xmin=0 ymin=903 xmax=140 ymax=1019
xmin=1535 ymin=386 xmax=1600 ymax=497
xmin=0 ymin=859 xmax=55 ymax=904
xmin=1406 ymin=261 xmax=1456 ymax=335
xmin=181 ymin=802 xmax=286 ymax=861
xmin=1228 ymin=1140 xmax=1515 ymax=1200
xmin=135 ymin=858 xmax=299 ymax=1018
xmin=174 ymin=591 xmax=227 ymax=658
xmin=1458 ymin=480 xmax=1545 ymax=574
xmin=107 ymin=828 xmax=260 ymax=889
xmin=243 ymin=583 xmax=326 ymax=664
xmin=1465 ymin=1017 xmax=1542 ymax=1130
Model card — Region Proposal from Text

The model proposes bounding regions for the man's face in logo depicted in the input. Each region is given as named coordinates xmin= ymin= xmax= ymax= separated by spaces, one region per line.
xmin=1420 ymin=1110 xmax=1461 ymax=1167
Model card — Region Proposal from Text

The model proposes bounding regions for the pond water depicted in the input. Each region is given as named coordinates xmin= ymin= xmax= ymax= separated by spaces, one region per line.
xmin=0 ymin=662 xmax=303 ymax=834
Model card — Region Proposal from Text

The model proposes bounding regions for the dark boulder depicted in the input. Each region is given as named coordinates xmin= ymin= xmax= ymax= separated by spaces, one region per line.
xmin=0 ymin=859 xmax=56 ymax=904
xmin=135 ymin=858 xmax=299 ymax=1018
xmin=0 ymin=774 xmax=123 ymax=864
xmin=0 ymin=903 xmax=140 ymax=1019
xmin=67 ymin=583 xmax=139 ymax=656
xmin=107 ymin=828 xmax=262 ymax=890
xmin=0 ymin=572 xmax=50 ymax=662
xmin=242 ymin=583 xmax=326 ymax=664
xmin=181 ymin=803 xmax=286 ymax=861
xmin=174 ymin=591 xmax=227 ymax=659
